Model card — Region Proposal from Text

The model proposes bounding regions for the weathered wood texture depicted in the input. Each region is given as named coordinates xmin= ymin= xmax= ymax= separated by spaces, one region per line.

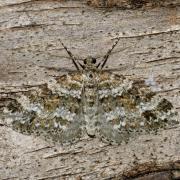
xmin=87 ymin=0 xmax=180 ymax=8
xmin=0 ymin=0 xmax=180 ymax=179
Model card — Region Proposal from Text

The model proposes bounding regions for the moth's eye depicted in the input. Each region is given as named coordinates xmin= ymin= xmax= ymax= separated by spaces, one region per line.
xmin=84 ymin=59 xmax=87 ymax=64
xmin=92 ymin=58 xmax=96 ymax=64
xmin=89 ymin=73 xmax=93 ymax=78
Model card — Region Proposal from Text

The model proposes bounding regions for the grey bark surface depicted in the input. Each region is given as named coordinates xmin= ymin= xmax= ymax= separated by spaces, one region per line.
xmin=0 ymin=0 xmax=180 ymax=179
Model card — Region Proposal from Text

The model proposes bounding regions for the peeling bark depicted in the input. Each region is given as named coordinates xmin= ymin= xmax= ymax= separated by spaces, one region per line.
xmin=0 ymin=0 xmax=180 ymax=179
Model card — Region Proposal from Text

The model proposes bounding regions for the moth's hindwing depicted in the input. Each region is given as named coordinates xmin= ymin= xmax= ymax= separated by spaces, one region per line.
xmin=0 ymin=71 xmax=179 ymax=145
xmin=0 ymin=73 xmax=84 ymax=144
xmin=97 ymin=72 xmax=179 ymax=144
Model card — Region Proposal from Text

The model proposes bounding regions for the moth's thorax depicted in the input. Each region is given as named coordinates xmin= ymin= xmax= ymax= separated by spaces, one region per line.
xmin=83 ymin=70 xmax=99 ymax=81
xmin=83 ymin=70 xmax=99 ymax=106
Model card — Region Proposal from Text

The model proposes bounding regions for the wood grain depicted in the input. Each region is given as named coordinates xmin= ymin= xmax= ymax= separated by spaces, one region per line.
xmin=0 ymin=0 xmax=179 ymax=179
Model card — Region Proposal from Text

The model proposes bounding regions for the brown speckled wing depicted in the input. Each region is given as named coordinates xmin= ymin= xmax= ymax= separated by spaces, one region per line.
xmin=0 ymin=70 xmax=179 ymax=145
xmin=0 ymin=73 xmax=84 ymax=144
xmin=97 ymin=72 xmax=179 ymax=144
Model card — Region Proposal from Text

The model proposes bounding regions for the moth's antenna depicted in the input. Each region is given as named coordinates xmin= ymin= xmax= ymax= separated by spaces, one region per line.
xmin=97 ymin=37 xmax=120 ymax=69
xmin=59 ymin=39 xmax=83 ymax=71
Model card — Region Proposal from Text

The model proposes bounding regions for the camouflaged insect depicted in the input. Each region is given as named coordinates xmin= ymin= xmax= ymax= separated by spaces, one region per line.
xmin=0 ymin=38 xmax=179 ymax=144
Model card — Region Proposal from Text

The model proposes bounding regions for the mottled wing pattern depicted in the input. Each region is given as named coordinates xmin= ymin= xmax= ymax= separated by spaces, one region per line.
xmin=0 ymin=73 xmax=84 ymax=143
xmin=97 ymin=72 xmax=179 ymax=144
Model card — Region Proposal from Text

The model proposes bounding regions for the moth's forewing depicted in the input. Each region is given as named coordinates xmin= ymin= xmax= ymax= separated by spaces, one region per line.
xmin=98 ymin=72 xmax=179 ymax=144
xmin=0 ymin=73 xmax=84 ymax=144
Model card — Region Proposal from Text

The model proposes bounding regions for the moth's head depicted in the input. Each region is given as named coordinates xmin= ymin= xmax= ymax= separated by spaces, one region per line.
xmin=83 ymin=56 xmax=97 ymax=70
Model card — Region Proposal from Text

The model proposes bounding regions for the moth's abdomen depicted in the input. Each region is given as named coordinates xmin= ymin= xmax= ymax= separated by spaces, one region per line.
xmin=83 ymin=72 xmax=98 ymax=106
xmin=84 ymin=87 xmax=97 ymax=106
xmin=83 ymin=72 xmax=99 ymax=136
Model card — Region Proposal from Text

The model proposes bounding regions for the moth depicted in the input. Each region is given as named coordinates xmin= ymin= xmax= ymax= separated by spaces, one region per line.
xmin=0 ymin=38 xmax=179 ymax=144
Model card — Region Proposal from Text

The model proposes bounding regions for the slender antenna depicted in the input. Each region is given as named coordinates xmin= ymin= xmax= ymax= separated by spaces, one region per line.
xmin=22 ymin=11 xmax=82 ymax=71
xmin=97 ymin=37 xmax=120 ymax=69
xmin=59 ymin=39 xmax=83 ymax=71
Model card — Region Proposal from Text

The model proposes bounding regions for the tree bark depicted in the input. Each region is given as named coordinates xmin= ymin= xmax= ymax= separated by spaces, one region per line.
xmin=0 ymin=0 xmax=180 ymax=179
